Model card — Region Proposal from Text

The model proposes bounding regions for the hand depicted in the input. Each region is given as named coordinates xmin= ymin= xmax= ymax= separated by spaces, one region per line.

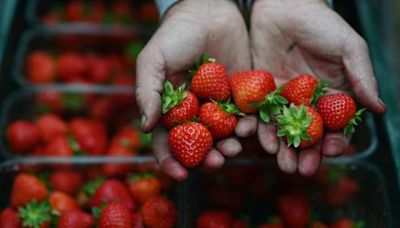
xmin=249 ymin=0 xmax=386 ymax=176
xmin=136 ymin=0 xmax=251 ymax=180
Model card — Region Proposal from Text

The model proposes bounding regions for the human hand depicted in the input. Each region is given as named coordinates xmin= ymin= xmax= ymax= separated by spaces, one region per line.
xmin=136 ymin=0 xmax=251 ymax=180
xmin=249 ymin=0 xmax=386 ymax=176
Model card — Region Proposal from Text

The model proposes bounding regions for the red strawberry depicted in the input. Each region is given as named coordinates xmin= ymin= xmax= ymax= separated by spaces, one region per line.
xmin=19 ymin=200 xmax=51 ymax=228
xmin=142 ymin=196 xmax=177 ymax=228
xmin=168 ymin=122 xmax=213 ymax=167
xmin=258 ymin=224 xmax=284 ymax=228
xmin=58 ymin=210 xmax=95 ymax=228
xmin=324 ymin=168 xmax=358 ymax=207
xmin=27 ymin=51 xmax=56 ymax=84
xmin=69 ymin=118 xmax=108 ymax=155
xmin=131 ymin=212 xmax=144 ymax=228
xmin=7 ymin=120 xmax=41 ymax=153
xmin=90 ymin=180 xmax=136 ymax=210
xmin=49 ymin=191 xmax=80 ymax=212
xmin=196 ymin=210 xmax=232 ymax=228
xmin=191 ymin=56 xmax=230 ymax=100
xmin=232 ymin=219 xmax=249 ymax=228
xmin=162 ymin=82 xmax=200 ymax=129
xmin=45 ymin=135 xmax=73 ymax=157
xmin=276 ymin=104 xmax=324 ymax=148
xmin=230 ymin=70 xmax=281 ymax=118
xmin=277 ymin=194 xmax=310 ymax=228
xmin=57 ymin=52 xmax=87 ymax=81
xmin=310 ymin=221 xmax=328 ymax=228
xmin=65 ymin=1 xmax=84 ymax=21
xmin=102 ymin=146 xmax=136 ymax=177
xmin=99 ymin=203 xmax=132 ymax=228
xmin=85 ymin=2 xmax=105 ymax=23
xmin=281 ymin=74 xmax=327 ymax=106
xmin=199 ymin=101 xmax=241 ymax=139
xmin=11 ymin=173 xmax=48 ymax=208
xmin=49 ymin=170 xmax=83 ymax=194
xmin=330 ymin=218 xmax=364 ymax=228
xmin=111 ymin=126 xmax=141 ymax=149
xmin=0 ymin=208 xmax=21 ymax=228
xmin=128 ymin=172 xmax=162 ymax=205
xmin=113 ymin=73 xmax=134 ymax=86
xmin=36 ymin=91 xmax=63 ymax=112
xmin=36 ymin=114 xmax=68 ymax=143
xmin=317 ymin=93 xmax=365 ymax=136
xmin=86 ymin=56 xmax=111 ymax=83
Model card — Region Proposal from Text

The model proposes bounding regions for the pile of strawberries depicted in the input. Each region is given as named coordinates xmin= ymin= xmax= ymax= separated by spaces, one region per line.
xmin=163 ymin=55 xmax=365 ymax=168
xmin=0 ymin=166 xmax=177 ymax=228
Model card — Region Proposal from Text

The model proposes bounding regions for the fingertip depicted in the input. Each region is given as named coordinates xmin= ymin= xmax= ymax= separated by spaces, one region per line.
xmin=216 ymin=137 xmax=242 ymax=157
xmin=257 ymin=123 xmax=279 ymax=154
xmin=298 ymin=148 xmax=321 ymax=177
xmin=322 ymin=134 xmax=347 ymax=156
xmin=277 ymin=142 xmax=297 ymax=174
xmin=203 ymin=149 xmax=225 ymax=170
xmin=235 ymin=115 xmax=258 ymax=137
xmin=160 ymin=157 xmax=188 ymax=181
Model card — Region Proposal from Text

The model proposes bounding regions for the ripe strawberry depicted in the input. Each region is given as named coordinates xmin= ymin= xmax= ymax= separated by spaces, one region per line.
xmin=49 ymin=170 xmax=83 ymax=194
xmin=90 ymin=180 xmax=136 ymax=210
xmin=102 ymin=146 xmax=136 ymax=177
xmin=49 ymin=191 xmax=79 ymax=212
xmin=69 ymin=118 xmax=108 ymax=155
xmin=128 ymin=172 xmax=161 ymax=205
xmin=58 ymin=210 xmax=95 ymax=228
xmin=317 ymin=93 xmax=365 ymax=136
xmin=86 ymin=56 xmax=111 ymax=83
xmin=168 ymin=122 xmax=213 ymax=167
xmin=131 ymin=211 xmax=144 ymax=228
xmin=11 ymin=173 xmax=48 ymax=208
xmin=18 ymin=200 xmax=51 ymax=228
xmin=310 ymin=221 xmax=328 ymax=228
xmin=0 ymin=208 xmax=21 ymax=228
xmin=36 ymin=114 xmax=68 ymax=143
xmin=65 ymin=1 xmax=84 ymax=21
xmin=57 ymin=52 xmax=87 ymax=81
xmin=190 ymin=56 xmax=230 ymax=100
xmin=277 ymin=194 xmax=310 ymax=228
xmin=199 ymin=101 xmax=242 ymax=139
xmin=36 ymin=91 xmax=63 ymax=113
xmin=45 ymin=135 xmax=73 ymax=157
xmin=324 ymin=168 xmax=358 ymax=207
xmin=161 ymin=82 xmax=200 ymax=129
xmin=196 ymin=210 xmax=232 ymax=228
xmin=113 ymin=73 xmax=134 ymax=86
xmin=230 ymin=70 xmax=283 ymax=121
xmin=111 ymin=126 xmax=141 ymax=149
xmin=281 ymin=74 xmax=327 ymax=106
xmin=276 ymin=104 xmax=324 ymax=148
xmin=232 ymin=219 xmax=249 ymax=228
xmin=330 ymin=218 xmax=364 ymax=228
xmin=99 ymin=203 xmax=132 ymax=228
xmin=142 ymin=196 xmax=177 ymax=228
xmin=7 ymin=120 xmax=41 ymax=153
xmin=27 ymin=51 xmax=56 ymax=84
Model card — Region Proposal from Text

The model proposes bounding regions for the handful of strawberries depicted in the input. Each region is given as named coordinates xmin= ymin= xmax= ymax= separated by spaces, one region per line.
xmin=163 ymin=55 xmax=366 ymax=168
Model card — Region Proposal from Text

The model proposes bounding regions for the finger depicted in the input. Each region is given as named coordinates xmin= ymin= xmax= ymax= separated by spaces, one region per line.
xmin=298 ymin=147 xmax=321 ymax=177
xmin=216 ymin=137 xmax=242 ymax=157
xmin=152 ymin=126 xmax=188 ymax=180
xmin=257 ymin=122 xmax=279 ymax=154
xmin=322 ymin=132 xmax=351 ymax=156
xmin=203 ymin=148 xmax=225 ymax=170
xmin=277 ymin=141 xmax=297 ymax=173
xmin=343 ymin=33 xmax=386 ymax=114
xmin=235 ymin=115 xmax=258 ymax=137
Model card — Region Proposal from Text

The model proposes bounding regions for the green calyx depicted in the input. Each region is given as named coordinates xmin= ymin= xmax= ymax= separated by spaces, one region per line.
xmin=344 ymin=108 xmax=366 ymax=137
xmin=188 ymin=54 xmax=216 ymax=76
xmin=326 ymin=166 xmax=346 ymax=184
xmin=353 ymin=220 xmax=365 ymax=228
xmin=255 ymin=87 xmax=288 ymax=123
xmin=311 ymin=80 xmax=329 ymax=105
xmin=19 ymin=200 xmax=52 ymax=228
xmin=214 ymin=99 xmax=244 ymax=116
xmin=276 ymin=104 xmax=312 ymax=148
xmin=67 ymin=134 xmax=85 ymax=156
xmin=92 ymin=201 xmax=108 ymax=219
xmin=162 ymin=81 xmax=188 ymax=114
xmin=82 ymin=177 xmax=105 ymax=197
xmin=129 ymin=171 xmax=154 ymax=182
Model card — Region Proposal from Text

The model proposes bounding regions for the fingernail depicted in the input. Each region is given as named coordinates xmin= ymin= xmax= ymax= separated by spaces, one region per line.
xmin=377 ymin=98 xmax=387 ymax=112
xmin=141 ymin=115 xmax=147 ymax=129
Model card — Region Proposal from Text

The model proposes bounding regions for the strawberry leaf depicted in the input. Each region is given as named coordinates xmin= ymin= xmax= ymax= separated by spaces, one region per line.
xmin=82 ymin=177 xmax=105 ymax=197
xmin=161 ymin=81 xmax=188 ymax=114
xmin=343 ymin=108 xmax=366 ymax=136
xmin=256 ymin=86 xmax=288 ymax=123
xmin=354 ymin=220 xmax=365 ymax=228
xmin=311 ymin=80 xmax=329 ymax=105
xmin=19 ymin=200 xmax=52 ymax=228
xmin=216 ymin=99 xmax=244 ymax=116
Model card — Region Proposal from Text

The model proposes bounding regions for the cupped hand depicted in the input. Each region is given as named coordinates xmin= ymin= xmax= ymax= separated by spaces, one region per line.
xmin=136 ymin=0 xmax=251 ymax=180
xmin=249 ymin=0 xmax=386 ymax=176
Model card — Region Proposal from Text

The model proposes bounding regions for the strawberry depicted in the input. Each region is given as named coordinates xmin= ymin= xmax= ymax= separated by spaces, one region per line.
xmin=161 ymin=82 xmax=200 ymax=129
xmin=88 ymin=97 xmax=115 ymax=121
xmin=310 ymin=221 xmax=328 ymax=228
xmin=69 ymin=118 xmax=108 ymax=155
xmin=111 ymin=126 xmax=141 ymax=149
xmin=57 ymin=52 xmax=87 ymax=81
xmin=316 ymin=93 xmax=365 ymax=136
xmin=0 ymin=208 xmax=21 ymax=228
xmin=49 ymin=191 xmax=79 ymax=212
xmin=11 ymin=173 xmax=48 ymax=208
xmin=86 ymin=56 xmax=111 ymax=83
xmin=99 ymin=203 xmax=132 ymax=228
xmin=7 ymin=120 xmax=41 ymax=153
xmin=281 ymin=74 xmax=327 ymax=106
xmin=196 ymin=210 xmax=232 ymax=228
xmin=27 ymin=51 xmax=56 ymax=84
xmin=232 ymin=219 xmax=249 ymax=228
xmin=128 ymin=172 xmax=161 ymax=205
xmin=65 ymin=1 xmax=84 ymax=21
xmin=199 ymin=101 xmax=242 ymax=139
xmin=330 ymin=218 xmax=364 ymax=228
xmin=276 ymin=104 xmax=324 ymax=148
xmin=230 ymin=70 xmax=283 ymax=121
xmin=324 ymin=168 xmax=358 ymax=207
xmin=49 ymin=169 xmax=83 ymax=194
xmin=36 ymin=114 xmax=68 ymax=143
xmin=90 ymin=180 xmax=136 ymax=210
xmin=277 ymin=194 xmax=310 ymax=228
xmin=102 ymin=146 xmax=136 ymax=177
xmin=19 ymin=200 xmax=51 ymax=228
xmin=190 ymin=55 xmax=231 ymax=100
xmin=258 ymin=224 xmax=284 ymax=228
xmin=45 ymin=135 xmax=73 ymax=157
xmin=131 ymin=211 xmax=144 ymax=228
xmin=36 ymin=91 xmax=63 ymax=113
xmin=113 ymin=73 xmax=135 ymax=86
xmin=58 ymin=210 xmax=95 ymax=228
xmin=142 ymin=196 xmax=177 ymax=228
xmin=168 ymin=122 xmax=213 ymax=167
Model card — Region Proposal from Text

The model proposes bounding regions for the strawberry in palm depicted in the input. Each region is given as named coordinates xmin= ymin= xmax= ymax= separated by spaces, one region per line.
xmin=190 ymin=55 xmax=231 ymax=101
xmin=317 ymin=93 xmax=365 ymax=136
xmin=162 ymin=81 xmax=200 ymax=129
xmin=276 ymin=104 xmax=323 ymax=148
xmin=281 ymin=74 xmax=327 ymax=106
xmin=199 ymin=100 xmax=242 ymax=139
